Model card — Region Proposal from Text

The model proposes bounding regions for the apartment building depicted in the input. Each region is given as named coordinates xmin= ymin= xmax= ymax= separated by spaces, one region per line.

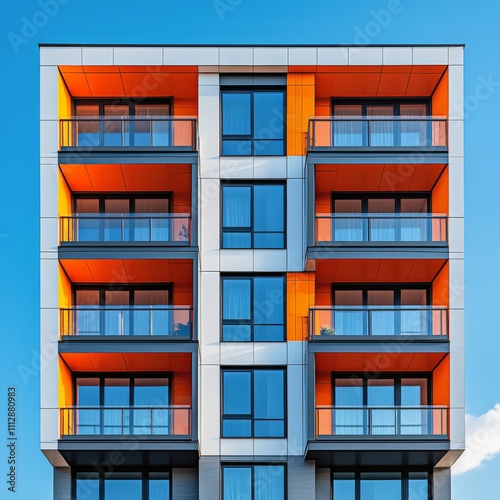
xmin=40 ymin=44 xmax=464 ymax=499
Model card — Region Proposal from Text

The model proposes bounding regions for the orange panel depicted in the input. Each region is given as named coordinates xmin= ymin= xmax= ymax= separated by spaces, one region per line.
xmin=85 ymin=73 xmax=125 ymax=97
xmin=406 ymin=259 xmax=445 ymax=282
xmin=58 ymin=169 xmax=73 ymax=216
xmin=432 ymin=262 xmax=449 ymax=307
xmin=433 ymin=356 xmax=450 ymax=407
xmin=58 ymin=263 xmax=73 ymax=308
xmin=61 ymin=72 xmax=91 ymax=97
xmin=432 ymin=168 xmax=449 ymax=215
xmin=85 ymin=164 xmax=127 ymax=191
xmin=432 ymin=69 xmax=449 ymax=118
xmin=58 ymin=357 xmax=73 ymax=408
xmin=60 ymin=165 xmax=94 ymax=192
xmin=377 ymin=73 xmax=411 ymax=97
xmin=376 ymin=260 xmax=413 ymax=282
xmin=406 ymin=73 xmax=442 ymax=96
xmin=334 ymin=165 xmax=385 ymax=191
xmin=408 ymin=164 xmax=447 ymax=191
xmin=60 ymin=352 xmax=96 ymax=371
xmin=58 ymin=71 xmax=72 ymax=120
xmin=59 ymin=65 xmax=84 ymax=73
xmin=286 ymin=272 xmax=315 ymax=341
xmin=329 ymin=73 xmax=381 ymax=97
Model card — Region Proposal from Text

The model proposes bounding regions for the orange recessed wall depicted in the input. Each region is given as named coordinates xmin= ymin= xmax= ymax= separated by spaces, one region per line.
xmin=287 ymin=74 xmax=315 ymax=156
xmin=286 ymin=272 xmax=315 ymax=341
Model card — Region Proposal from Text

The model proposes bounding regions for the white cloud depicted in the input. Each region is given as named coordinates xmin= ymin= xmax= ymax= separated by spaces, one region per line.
xmin=453 ymin=404 xmax=500 ymax=475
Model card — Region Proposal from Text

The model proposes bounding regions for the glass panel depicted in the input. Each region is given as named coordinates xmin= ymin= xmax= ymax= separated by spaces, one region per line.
xmin=134 ymin=290 xmax=169 ymax=305
xmin=103 ymin=199 xmax=129 ymax=241
xmin=223 ymin=186 xmax=251 ymax=228
xmin=368 ymin=380 xmax=395 ymax=435
xmin=368 ymin=290 xmax=395 ymax=336
xmin=253 ymin=325 xmax=283 ymax=342
xmin=254 ymin=92 xmax=284 ymax=139
xmin=223 ymin=324 xmax=251 ymax=341
xmin=136 ymin=104 xmax=171 ymax=146
xmin=409 ymin=473 xmax=429 ymax=500
xmin=75 ymin=199 xmax=100 ymax=241
xmin=223 ymin=467 xmax=252 ymax=500
xmin=333 ymin=199 xmax=364 ymax=242
xmin=253 ymin=139 xmax=284 ymax=156
xmin=367 ymin=105 xmax=394 ymax=146
xmin=134 ymin=379 xmax=169 ymax=435
xmin=254 ymin=465 xmax=285 ymax=500
xmin=254 ymin=370 xmax=284 ymax=424
xmin=333 ymin=473 xmax=356 ymax=500
xmin=76 ymin=290 xmax=100 ymax=305
xmin=75 ymin=473 xmax=99 ymax=500
xmin=104 ymin=473 xmax=142 ymax=499
xmin=223 ymin=279 xmax=251 ymax=321
xmin=401 ymin=198 xmax=428 ymax=213
xmin=223 ymin=420 xmax=252 ymax=437
xmin=400 ymin=104 xmax=428 ymax=146
xmin=149 ymin=479 xmax=170 ymax=500
xmin=75 ymin=290 xmax=100 ymax=335
xmin=76 ymin=378 xmax=99 ymax=435
xmin=401 ymin=379 xmax=428 ymax=435
xmin=103 ymin=105 xmax=129 ymax=146
xmin=335 ymin=379 xmax=363 ymax=435
xmin=104 ymin=379 xmax=129 ymax=435
xmin=333 ymin=104 xmax=363 ymax=146
xmin=253 ymin=232 xmax=284 ymax=248
xmin=223 ymin=139 xmax=252 ymax=156
xmin=253 ymin=277 xmax=284 ymax=327
xmin=360 ymin=473 xmax=402 ymax=500
xmin=335 ymin=290 xmax=363 ymax=305
xmin=223 ymin=372 xmax=251 ymax=415
xmin=223 ymin=232 xmax=252 ymax=248
xmin=334 ymin=291 xmax=365 ymax=335
xmin=223 ymin=93 xmax=251 ymax=135
xmin=368 ymin=198 xmax=396 ymax=241
xmin=401 ymin=289 xmax=428 ymax=335
xmin=254 ymin=185 xmax=284 ymax=232
xmin=75 ymin=104 xmax=99 ymax=147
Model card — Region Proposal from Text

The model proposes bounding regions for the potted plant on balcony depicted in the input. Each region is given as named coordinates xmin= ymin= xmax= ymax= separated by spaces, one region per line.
xmin=319 ymin=324 xmax=336 ymax=336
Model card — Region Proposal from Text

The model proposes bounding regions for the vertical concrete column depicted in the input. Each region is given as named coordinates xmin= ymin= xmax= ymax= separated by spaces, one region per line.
xmin=53 ymin=467 xmax=71 ymax=500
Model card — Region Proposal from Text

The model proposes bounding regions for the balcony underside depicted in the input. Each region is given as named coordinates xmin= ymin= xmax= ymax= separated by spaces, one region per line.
xmin=308 ymin=339 xmax=449 ymax=353
xmin=59 ymin=340 xmax=198 ymax=354
xmin=305 ymin=438 xmax=449 ymax=467
xmin=307 ymin=245 xmax=448 ymax=261
xmin=59 ymin=245 xmax=199 ymax=260
xmin=59 ymin=149 xmax=198 ymax=165
xmin=58 ymin=438 xmax=199 ymax=467
xmin=306 ymin=150 xmax=448 ymax=165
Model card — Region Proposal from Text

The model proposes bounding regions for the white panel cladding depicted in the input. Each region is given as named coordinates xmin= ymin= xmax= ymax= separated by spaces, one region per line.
xmin=40 ymin=308 xmax=59 ymax=348
xmin=113 ymin=47 xmax=162 ymax=65
xmin=40 ymin=47 xmax=82 ymax=66
xmin=220 ymin=343 xmax=254 ymax=365
xmin=40 ymin=164 xmax=59 ymax=218
xmin=287 ymin=179 xmax=304 ymax=271
xmin=413 ymin=46 xmax=449 ymax=65
xmin=40 ymin=66 xmax=59 ymax=121
xmin=163 ymin=47 xmax=198 ymax=65
xmin=40 ymin=257 xmax=59 ymax=309
xmin=199 ymin=271 xmax=221 ymax=365
xmin=348 ymin=47 xmax=383 ymax=65
xmin=220 ymin=438 xmax=253 ymax=455
xmin=82 ymin=46 xmax=114 ymax=65
xmin=254 ymin=157 xmax=287 ymax=179
xmin=40 ymin=217 xmax=59 ymax=252
xmin=317 ymin=47 xmax=348 ymax=66
xmin=289 ymin=47 xmax=317 ymax=66
xmin=199 ymin=74 xmax=221 ymax=178
xmin=40 ymin=409 xmax=60 ymax=443
xmin=253 ymin=438 xmax=288 ymax=456
xmin=253 ymin=343 xmax=287 ymax=364
xmin=449 ymin=47 xmax=464 ymax=65
xmin=220 ymin=157 xmax=254 ymax=179
xmin=448 ymin=157 xmax=464 ymax=218
xmin=448 ymin=120 xmax=464 ymax=157
xmin=40 ymin=120 xmax=59 ymax=159
xmin=382 ymin=47 xmax=413 ymax=65
xmin=200 ymin=365 xmax=221 ymax=455
xmin=220 ymin=249 xmax=254 ymax=272
xmin=287 ymin=156 xmax=305 ymax=179
xmin=200 ymin=178 xmax=220 ymax=271
xmin=220 ymin=47 xmax=253 ymax=66
xmin=287 ymin=364 xmax=304 ymax=455
xmin=448 ymin=64 xmax=464 ymax=121
xmin=198 ymin=47 xmax=219 ymax=66
xmin=287 ymin=342 xmax=304 ymax=365
xmin=449 ymin=258 xmax=465 ymax=310
xmin=253 ymin=250 xmax=287 ymax=272
xmin=448 ymin=217 xmax=464 ymax=254
xmin=254 ymin=47 xmax=288 ymax=66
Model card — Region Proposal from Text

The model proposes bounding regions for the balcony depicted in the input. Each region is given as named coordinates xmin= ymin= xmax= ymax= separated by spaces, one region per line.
xmin=315 ymin=214 xmax=447 ymax=246
xmin=308 ymin=306 xmax=448 ymax=341
xmin=316 ymin=405 xmax=448 ymax=438
xmin=60 ymin=214 xmax=191 ymax=246
xmin=60 ymin=117 xmax=197 ymax=151
xmin=60 ymin=306 xmax=193 ymax=340
xmin=60 ymin=406 xmax=192 ymax=438
xmin=307 ymin=117 xmax=447 ymax=152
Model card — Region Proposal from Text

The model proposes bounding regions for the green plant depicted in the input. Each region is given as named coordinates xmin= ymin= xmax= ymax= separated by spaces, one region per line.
xmin=173 ymin=321 xmax=191 ymax=337
xmin=319 ymin=324 xmax=336 ymax=336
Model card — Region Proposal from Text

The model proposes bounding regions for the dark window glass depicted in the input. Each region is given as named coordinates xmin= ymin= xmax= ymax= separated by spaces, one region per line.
xmin=222 ymin=90 xmax=285 ymax=156
xmin=222 ymin=369 xmax=285 ymax=438
xmin=333 ymin=473 xmax=356 ymax=500
xmin=222 ymin=276 xmax=284 ymax=342
xmin=222 ymin=184 xmax=285 ymax=249
xmin=222 ymin=465 xmax=285 ymax=500
xmin=76 ymin=473 xmax=99 ymax=500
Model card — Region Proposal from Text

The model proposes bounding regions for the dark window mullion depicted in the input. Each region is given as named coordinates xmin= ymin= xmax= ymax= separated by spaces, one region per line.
xmin=250 ymin=277 xmax=255 ymax=341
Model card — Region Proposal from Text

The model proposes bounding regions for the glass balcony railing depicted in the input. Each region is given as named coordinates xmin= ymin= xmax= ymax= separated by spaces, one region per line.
xmin=60 ymin=214 xmax=191 ymax=244
xmin=307 ymin=117 xmax=447 ymax=150
xmin=60 ymin=306 xmax=193 ymax=339
xmin=315 ymin=214 xmax=447 ymax=244
xmin=316 ymin=406 xmax=448 ymax=438
xmin=308 ymin=306 xmax=448 ymax=340
xmin=60 ymin=117 xmax=197 ymax=150
xmin=60 ymin=406 xmax=191 ymax=438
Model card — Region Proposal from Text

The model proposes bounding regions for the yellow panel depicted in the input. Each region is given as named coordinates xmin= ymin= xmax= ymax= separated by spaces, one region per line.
xmin=58 ymin=263 xmax=72 ymax=309
xmin=58 ymin=70 xmax=72 ymax=120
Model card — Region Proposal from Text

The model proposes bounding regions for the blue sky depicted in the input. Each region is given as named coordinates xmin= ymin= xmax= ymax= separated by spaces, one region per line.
xmin=0 ymin=0 xmax=499 ymax=498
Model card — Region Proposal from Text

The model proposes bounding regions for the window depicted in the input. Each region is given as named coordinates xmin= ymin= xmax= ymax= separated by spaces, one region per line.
xmin=222 ymin=369 xmax=285 ymax=437
xmin=73 ymin=194 xmax=173 ymax=243
xmin=221 ymin=183 xmax=285 ymax=248
xmin=222 ymin=275 xmax=285 ymax=341
xmin=331 ymin=193 xmax=433 ymax=243
xmin=221 ymin=89 xmax=285 ymax=155
xmin=75 ymin=375 xmax=170 ymax=435
xmin=222 ymin=464 xmax=286 ymax=500
xmin=75 ymin=470 xmax=170 ymax=500
xmin=331 ymin=100 xmax=430 ymax=147
xmin=333 ymin=472 xmax=430 ymax=500
xmin=74 ymin=99 xmax=171 ymax=147
xmin=333 ymin=375 xmax=430 ymax=436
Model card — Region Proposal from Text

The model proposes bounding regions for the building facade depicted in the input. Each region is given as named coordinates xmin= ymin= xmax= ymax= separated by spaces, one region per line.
xmin=40 ymin=44 xmax=465 ymax=499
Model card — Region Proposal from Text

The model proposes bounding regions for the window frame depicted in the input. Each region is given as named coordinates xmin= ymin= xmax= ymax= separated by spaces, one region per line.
xmin=221 ymin=87 xmax=286 ymax=156
xmin=72 ymin=468 xmax=172 ymax=500
xmin=331 ymin=192 xmax=432 ymax=214
xmin=221 ymin=274 xmax=286 ymax=342
xmin=220 ymin=181 xmax=287 ymax=249
xmin=73 ymin=98 xmax=173 ymax=117
xmin=331 ymin=469 xmax=432 ymax=500
xmin=331 ymin=284 xmax=431 ymax=307
xmin=73 ymin=193 xmax=173 ymax=214
xmin=221 ymin=367 xmax=287 ymax=439
xmin=221 ymin=463 xmax=287 ymax=500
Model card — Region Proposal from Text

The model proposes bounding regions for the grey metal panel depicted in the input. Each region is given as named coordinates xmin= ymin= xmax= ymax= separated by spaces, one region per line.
xmin=288 ymin=457 xmax=316 ymax=500
xmin=306 ymin=152 xmax=448 ymax=165
xmin=306 ymin=246 xmax=449 ymax=260
xmin=58 ymin=246 xmax=199 ymax=260
xmin=433 ymin=468 xmax=451 ymax=500
xmin=199 ymin=457 xmax=220 ymax=500
xmin=59 ymin=340 xmax=199 ymax=354
xmin=53 ymin=467 xmax=71 ymax=500
xmin=172 ymin=468 xmax=199 ymax=500
xmin=307 ymin=351 xmax=316 ymax=442
xmin=58 ymin=150 xmax=198 ymax=165
xmin=315 ymin=468 xmax=331 ymax=500
xmin=220 ymin=74 xmax=287 ymax=86
xmin=307 ymin=340 xmax=449 ymax=354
